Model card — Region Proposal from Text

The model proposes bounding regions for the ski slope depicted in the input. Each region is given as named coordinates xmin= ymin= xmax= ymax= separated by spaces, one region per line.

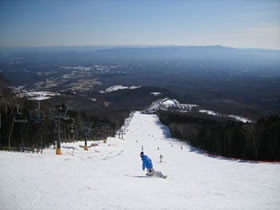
xmin=1 ymin=112 xmax=280 ymax=210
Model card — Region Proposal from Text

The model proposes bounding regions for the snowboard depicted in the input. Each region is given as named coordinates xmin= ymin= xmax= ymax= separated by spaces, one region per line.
xmin=146 ymin=172 xmax=167 ymax=179
xmin=126 ymin=174 xmax=167 ymax=179
xmin=147 ymin=174 xmax=167 ymax=179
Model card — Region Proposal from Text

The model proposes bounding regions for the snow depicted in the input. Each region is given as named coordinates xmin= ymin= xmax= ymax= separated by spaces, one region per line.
xmin=29 ymin=96 xmax=51 ymax=101
xmin=147 ymin=98 xmax=251 ymax=123
xmin=99 ymin=85 xmax=141 ymax=93
xmin=19 ymin=91 xmax=59 ymax=101
xmin=60 ymin=66 xmax=91 ymax=71
xmin=1 ymin=112 xmax=279 ymax=210
xmin=151 ymin=92 xmax=162 ymax=96
xmin=25 ymin=91 xmax=58 ymax=97
xmin=146 ymin=98 xmax=197 ymax=113
xmin=228 ymin=114 xmax=252 ymax=123
xmin=199 ymin=109 xmax=252 ymax=123
xmin=161 ymin=98 xmax=178 ymax=107
xmin=199 ymin=109 xmax=218 ymax=116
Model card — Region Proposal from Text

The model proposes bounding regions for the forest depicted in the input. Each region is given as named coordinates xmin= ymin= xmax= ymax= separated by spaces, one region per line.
xmin=0 ymin=77 xmax=129 ymax=151
xmin=158 ymin=111 xmax=280 ymax=161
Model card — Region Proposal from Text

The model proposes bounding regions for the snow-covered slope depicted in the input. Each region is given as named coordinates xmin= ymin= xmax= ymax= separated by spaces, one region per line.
xmin=146 ymin=97 xmax=252 ymax=123
xmin=199 ymin=109 xmax=252 ymax=123
xmin=0 ymin=112 xmax=279 ymax=210
xmin=145 ymin=97 xmax=197 ymax=113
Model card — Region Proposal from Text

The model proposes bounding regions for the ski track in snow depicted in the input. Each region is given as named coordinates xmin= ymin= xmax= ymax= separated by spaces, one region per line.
xmin=1 ymin=112 xmax=280 ymax=210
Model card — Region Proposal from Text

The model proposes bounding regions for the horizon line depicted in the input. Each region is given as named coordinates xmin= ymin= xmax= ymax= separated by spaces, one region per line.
xmin=0 ymin=44 xmax=280 ymax=51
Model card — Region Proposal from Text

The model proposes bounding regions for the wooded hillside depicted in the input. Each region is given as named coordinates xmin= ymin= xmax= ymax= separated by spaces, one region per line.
xmin=159 ymin=111 xmax=280 ymax=161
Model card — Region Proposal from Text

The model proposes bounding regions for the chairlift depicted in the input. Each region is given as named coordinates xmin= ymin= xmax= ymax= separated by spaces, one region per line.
xmin=14 ymin=106 xmax=28 ymax=123
xmin=50 ymin=106 xmax=70 ymax=120
xmin=34 ymin=101 xmax=41 ymax=123
xmin=28 ymin=109 xmax=42 ymax=124
xmin=14 ymin=115 xmax=28 ymax=123
xmin=34 ymin=114 xmax=41 ymax=124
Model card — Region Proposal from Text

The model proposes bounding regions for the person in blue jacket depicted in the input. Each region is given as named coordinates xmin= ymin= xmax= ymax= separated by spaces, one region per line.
xmin=140 ymin=151 xmax=155 ymax=176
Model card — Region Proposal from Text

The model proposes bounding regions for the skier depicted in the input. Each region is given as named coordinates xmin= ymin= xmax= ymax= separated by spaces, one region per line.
xmin=159 ymin=154 xmax=163 ymax=163
xmin=140 ymin=151 xmax=167 ymax=178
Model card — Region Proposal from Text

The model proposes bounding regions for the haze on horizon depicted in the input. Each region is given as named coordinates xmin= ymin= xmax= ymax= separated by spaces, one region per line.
xmin=0 ymin=0 xmax=280 ymax=50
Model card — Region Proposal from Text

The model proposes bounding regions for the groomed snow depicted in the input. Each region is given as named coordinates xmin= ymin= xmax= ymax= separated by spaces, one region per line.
xmin=0 ymin=112 xmax=279 ymax=210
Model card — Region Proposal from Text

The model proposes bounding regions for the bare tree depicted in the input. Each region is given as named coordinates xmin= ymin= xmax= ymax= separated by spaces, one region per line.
xmin=0 ymin=75 xmax=25 ymax=150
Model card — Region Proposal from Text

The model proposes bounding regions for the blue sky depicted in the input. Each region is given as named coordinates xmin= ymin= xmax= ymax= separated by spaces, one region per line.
xmin=0 ymin=0 xmax=280 ymax=49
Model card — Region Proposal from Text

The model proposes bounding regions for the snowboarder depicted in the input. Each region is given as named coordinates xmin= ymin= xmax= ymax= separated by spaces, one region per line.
xmin=140 ymin=151 xmax=167 ymax=178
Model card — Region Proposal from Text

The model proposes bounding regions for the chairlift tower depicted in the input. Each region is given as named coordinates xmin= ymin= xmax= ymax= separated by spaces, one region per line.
xmin=50 ymin=105 xmax=69 ymax=155
xmin=84 ymin=128 xmax=89 ymax=151
xmin=81 ymin=122 xmax=93 ymax=151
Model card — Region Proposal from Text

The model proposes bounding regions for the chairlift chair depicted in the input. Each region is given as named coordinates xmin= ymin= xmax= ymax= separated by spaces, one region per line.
xmin=34 ymin=114 xmax=41 ymax=124
xmin=14 ymin=114 xmax=28 ymax=123
xmin=14 ymin=106 xmax=28 ymax=123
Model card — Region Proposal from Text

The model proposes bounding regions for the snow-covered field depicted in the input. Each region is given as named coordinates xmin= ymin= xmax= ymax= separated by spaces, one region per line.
xmin=99 ymin=85 xmax=141 ymax=93
xmin=1 ymin=112 xmax=280 ymax=210
xmin=18 ymin=90 xmax=60 ymax=101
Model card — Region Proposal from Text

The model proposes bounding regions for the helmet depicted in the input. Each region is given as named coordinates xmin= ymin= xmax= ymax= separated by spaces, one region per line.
xmin=140 ymin=151 xmax=144 ymax=157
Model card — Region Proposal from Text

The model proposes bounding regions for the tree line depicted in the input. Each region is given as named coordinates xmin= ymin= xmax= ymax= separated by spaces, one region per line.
xmin=0 ymin=76 xmax=129 ymax=151
xmin=158 ymin=111 xmax=280 ymax=161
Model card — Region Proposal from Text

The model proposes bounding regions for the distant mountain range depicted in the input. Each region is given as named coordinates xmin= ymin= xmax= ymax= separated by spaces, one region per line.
xmin=2 ymin=45 xmax=280 ymax=57
xmin=91 ymin=45 xmax=280 ymax=66
xmin=1 ymin=45 xmax=279 ymax=71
